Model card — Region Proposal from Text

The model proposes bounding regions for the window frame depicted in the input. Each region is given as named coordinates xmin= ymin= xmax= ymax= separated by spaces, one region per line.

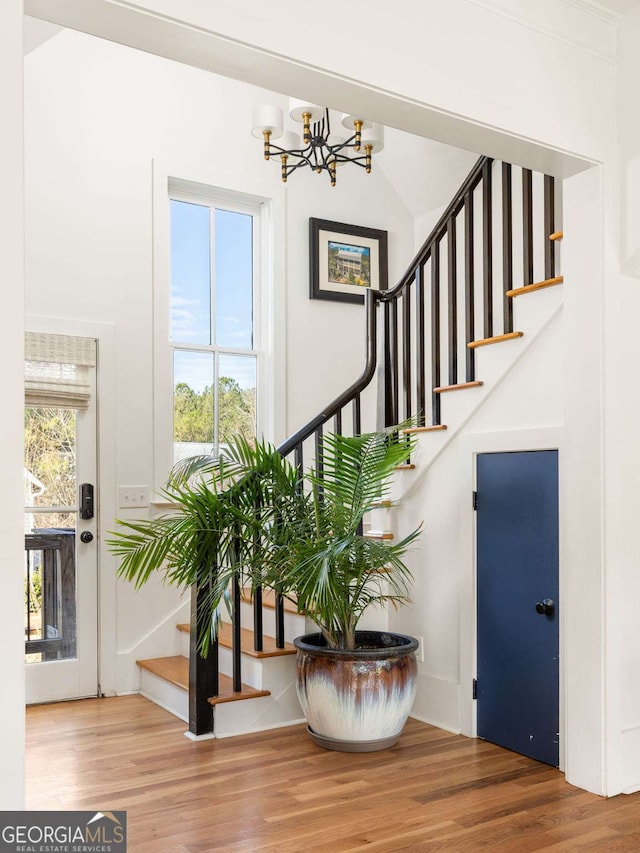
xmin=152 ymin=161 xmax=286 ymax=490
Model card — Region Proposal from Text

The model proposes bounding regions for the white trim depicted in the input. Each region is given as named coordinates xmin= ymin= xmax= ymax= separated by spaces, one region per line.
xmin=183 ymin=730 xmax=216 ymax=741
xmin=564 ymin=0 xmax=627 ymax=23
xmin=152 ymin=159 xmax=286 ymax=489
xmin=457 ymin=427 xmax=564 ymax=772
xmin=212 ymin=716 xmax=307 ymax=738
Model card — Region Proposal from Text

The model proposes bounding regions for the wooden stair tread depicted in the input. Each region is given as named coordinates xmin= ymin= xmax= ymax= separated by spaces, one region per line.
xmin=364 ymin=531 xmax=394 ymax=541
xmin=402 ymin=425 xmax=448 ymax=433
xmin=506 ymin=276 xmax=563 ymax=297
xmin=240 ymin=588 xmax=299 ymax=614
xmin=467 ymin=331 xmax=523 ymax=349
xmin=549 ymin=231 xmax=563 ymax=241
xmin=136 ymin=655 xmax=272 ymax=705
xmin=395 ymin=463 xmax=416 ymax=470
xmin=370 ymin=499 xmax=393 ymax=508
xmin=433 ymin=381 xmax=483 ymax=393
xmin=208 ymin=675 xmax=271 ymax=706
xmin=137 ymin=656 xmax=189 ymax=690
xmin=177 ymin=622 xmax=296 ymax=658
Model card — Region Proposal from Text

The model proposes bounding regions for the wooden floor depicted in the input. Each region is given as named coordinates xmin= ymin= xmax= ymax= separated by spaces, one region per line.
xmin=26 ymin=696 xmax=640 ymax=852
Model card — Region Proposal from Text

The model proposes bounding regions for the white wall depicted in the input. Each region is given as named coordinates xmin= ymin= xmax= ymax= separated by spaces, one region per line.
xmin=389 ymin=303 xmax=564 ymax=736
xmin=0 ymin=0 xmax=26 ymax=810
xmin=605 ymin=6 xmax=640 ymax=794
xmin=23 ymin=30 xmax=413 ymax=694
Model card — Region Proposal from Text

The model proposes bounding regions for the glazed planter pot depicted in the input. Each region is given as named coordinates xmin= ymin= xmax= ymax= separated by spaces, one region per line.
xmin=294 ymin=630 xmax=418 ymax=752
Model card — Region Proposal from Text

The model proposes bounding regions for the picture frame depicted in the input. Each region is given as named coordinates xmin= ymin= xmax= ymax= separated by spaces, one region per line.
xmin=309 ymin=218 xmax=388 ymax=304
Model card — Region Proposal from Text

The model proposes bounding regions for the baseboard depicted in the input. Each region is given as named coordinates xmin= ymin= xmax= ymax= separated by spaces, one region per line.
xmin=213 ymin=717 xmax=307 ymax=739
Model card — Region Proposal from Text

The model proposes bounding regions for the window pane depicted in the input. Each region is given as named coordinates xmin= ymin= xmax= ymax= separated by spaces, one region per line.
xmin=25 ymin=514 xmax=77 ymax=663
xmin=215 ymin=209 xmax=253 ymax=349
xmin=170 ymin=200 xmax=211 ymax=345
xmin=24 ymin=408 xmax=76 ymax=511
xmin=173 ymin=350 xmax=214 ymax=462
xmin=218 ymin=354 xmax=256 ymax=450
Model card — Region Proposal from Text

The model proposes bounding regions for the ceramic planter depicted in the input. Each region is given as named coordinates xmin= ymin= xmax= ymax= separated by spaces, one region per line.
xmin=294 ymin=630 xmax=418 ymax=752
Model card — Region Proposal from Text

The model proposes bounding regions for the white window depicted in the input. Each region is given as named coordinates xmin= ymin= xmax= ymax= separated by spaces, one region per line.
xmin=168 ymin=190 xmax=261 ymax=464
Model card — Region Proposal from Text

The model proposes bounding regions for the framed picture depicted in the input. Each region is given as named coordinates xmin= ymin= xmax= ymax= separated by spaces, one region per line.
xmin=309 ymin=218 xmax=388 ymax=304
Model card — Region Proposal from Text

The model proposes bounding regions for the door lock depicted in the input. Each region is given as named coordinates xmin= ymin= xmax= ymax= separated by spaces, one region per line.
xmin=79 ymin=531 xmax=94 ymax=544
xmin=535 ymin=598 xmax=555 ymax=617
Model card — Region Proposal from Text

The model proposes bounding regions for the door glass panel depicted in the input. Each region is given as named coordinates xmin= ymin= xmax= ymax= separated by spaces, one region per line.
xmin=214 ymin=209 xmax=253 ymax=349
xmin=173 ymin=349 xmax=214 ymax=462
xmin=24 ymin=408 xmax=77 ymax=664
xmin=218 ymin=354 xmax=257 ymax=451
xmin=170 ymin=200 xmax=211 ymax=345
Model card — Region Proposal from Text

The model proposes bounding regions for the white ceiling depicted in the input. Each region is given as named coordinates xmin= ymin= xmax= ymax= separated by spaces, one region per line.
xmin=376 ymin=132 xmax=478 ymax=220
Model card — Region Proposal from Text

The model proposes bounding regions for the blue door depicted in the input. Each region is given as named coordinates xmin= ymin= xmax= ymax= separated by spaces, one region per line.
xmin=476 ymin=450 xmax=559 ymax=766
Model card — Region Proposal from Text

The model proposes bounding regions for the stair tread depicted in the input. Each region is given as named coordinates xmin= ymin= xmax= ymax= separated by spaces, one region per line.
xmin=433 ymin=380 xmax=484 ymax=393
xmin=506 ymin=276 xmax=563 ymax=297
xmin=364 ymin=531 xmax=394 ymax=541
xmin=241 ymin=588 xmax=299 ymax=614
xmin=136 ymin=655 xmax=272 ymax=704
xmin=208 ymin=677 xmax=271 ymax=706
xmin=467 ymin=331 xmax=523 ymax=349
xmin=395 ymin=464 xmax=416 ymax=470
xmin=402 ymin=425 xmax=448 ymax=433
xmin=177 ymin=621 xmax=296 ymax=658
xmin=549 ymin=231 xmax=563 ymax=241
xmin=137 ymin=655 xmax=189 ymax=690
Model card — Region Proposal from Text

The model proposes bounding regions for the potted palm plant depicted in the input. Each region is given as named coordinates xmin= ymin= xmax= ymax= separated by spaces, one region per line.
xmin=109 ymin=426 xmax=422 ymax=752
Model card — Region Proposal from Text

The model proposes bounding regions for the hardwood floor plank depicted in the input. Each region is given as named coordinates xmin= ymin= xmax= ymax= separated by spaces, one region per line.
xmin=26 ymin=696 xmax=640 ymax=852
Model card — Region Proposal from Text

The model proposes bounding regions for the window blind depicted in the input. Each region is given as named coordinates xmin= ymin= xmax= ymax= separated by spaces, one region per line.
xmin=25 ymin=332 xmax=96 ymax=410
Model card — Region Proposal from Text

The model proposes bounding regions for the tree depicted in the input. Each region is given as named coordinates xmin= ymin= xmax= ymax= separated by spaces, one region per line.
xmin=173 ymin=379 xmax=256 ymax=448
xmin=24 ymin=407 xmax=77 ymax=529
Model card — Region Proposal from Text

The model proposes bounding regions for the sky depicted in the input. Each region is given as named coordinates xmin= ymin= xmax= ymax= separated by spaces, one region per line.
xmin=170 ymin=200 xmax=256 ymax=392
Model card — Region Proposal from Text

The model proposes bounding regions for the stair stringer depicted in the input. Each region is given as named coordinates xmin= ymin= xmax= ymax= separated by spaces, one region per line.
xmin=385 ymin=303 xmax=565 ymax=735
xmin=391 ymin=296 xmax=564 ymax=507
xmin=213 ymin=655 xmax=305 ymax=737
xmin=117 ymin=597 xmax=190 ymax=695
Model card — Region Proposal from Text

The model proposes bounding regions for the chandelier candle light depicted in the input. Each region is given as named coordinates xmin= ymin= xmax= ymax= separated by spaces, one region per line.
xmin=252 ymin=99 xmax=384 ymax=187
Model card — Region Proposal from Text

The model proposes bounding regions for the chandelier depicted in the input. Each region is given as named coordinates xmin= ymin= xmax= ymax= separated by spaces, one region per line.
xmin=251 ymin=99 xmax=384 ymax=187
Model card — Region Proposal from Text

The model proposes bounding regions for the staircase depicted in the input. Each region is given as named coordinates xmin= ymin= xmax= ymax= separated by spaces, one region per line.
xmin=138 ymin=155 xmax=563 ymax=738
xmin=137 ymin=589 xmax=306 ymax=736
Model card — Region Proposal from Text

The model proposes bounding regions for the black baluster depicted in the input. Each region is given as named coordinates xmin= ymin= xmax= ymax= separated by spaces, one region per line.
xmin=522 ymin=167 xmax=533 ymax=286
xmin=390 ymin=298 xmax=399 ymax=425
xmin=544 ymin=174 xmax=555 ymax=280
xmin=275 ymin=593 xmax=285 ymax=649
xmin=482 ymin=159 xmax=493 ymax=339
xmin=294 ymin=442 xmax=303 ymax=479
xmin=334 ymin=408 xmax=342 ymax=435
xmin=431 ymin=245 xmax=442 ymax=425
xmin=383 ymin=301 xmax=394 ymax=428
xmin=502 ymin=162 xmax=514 ymax=334
xmin=464 ymin=191 xmax=475 ymax=380
xmin=416 ymin=261 xmax=426 ymax=426
xmin=253 ymin=585 xmax=263 ymax=653
xmin=232 ymin=574 xmax=241 ymax=693
xmin=353 ymin=394 xmax=361 ymax=436
xmin=403 ymin=288 xmax=412 ymax=424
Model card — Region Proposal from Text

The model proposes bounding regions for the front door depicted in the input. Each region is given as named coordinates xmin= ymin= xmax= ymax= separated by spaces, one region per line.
xmin=24 ymin=347 xmax=98 ymax=703
xmin=476 ymin=450 xmax=559 ymax=766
